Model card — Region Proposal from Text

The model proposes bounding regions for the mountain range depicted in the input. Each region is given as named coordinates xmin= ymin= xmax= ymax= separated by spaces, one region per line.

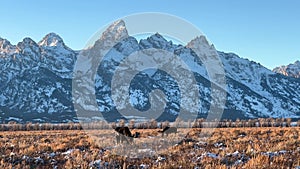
xmin=0 ymin=20 xmax=300 ymax=123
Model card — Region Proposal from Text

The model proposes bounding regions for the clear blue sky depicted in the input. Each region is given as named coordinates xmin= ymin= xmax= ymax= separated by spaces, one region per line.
xmin=0 ymin=0 xmax=299 ymax=69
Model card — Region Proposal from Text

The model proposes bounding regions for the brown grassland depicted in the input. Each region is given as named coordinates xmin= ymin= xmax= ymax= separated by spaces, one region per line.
xmin=0 ymin=127 xmax=300 ymax=168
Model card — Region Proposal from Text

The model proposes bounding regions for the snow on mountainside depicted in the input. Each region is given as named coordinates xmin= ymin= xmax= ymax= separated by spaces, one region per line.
xmin=219 ymin=52 xmax=300 ymax=118
xmin=273 ymin=61 xmax=300 ymax=78
xmin=0 ymin=33 xmax=77 ymax=123
xmin=38 ymin=33 xmax=66 ymax=47
xmin=1 ymin=20 xmax=300 ymax=123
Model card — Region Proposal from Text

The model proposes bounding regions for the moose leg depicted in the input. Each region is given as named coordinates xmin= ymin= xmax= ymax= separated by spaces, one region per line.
xmin=116 ymin=134 xmax=120 ymax=144
xmin=125 ymin=136 xmax=130 ymax=144
xmin=120 ymin=135 xmax=125 ymax=144
xmin=128 ymin=137 xmax=133 ymax=144
xmin=123 ymin=135 xmax=132 ymax=144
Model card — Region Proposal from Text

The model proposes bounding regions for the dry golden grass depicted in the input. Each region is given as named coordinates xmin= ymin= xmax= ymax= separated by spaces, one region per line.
xmin=0 ymin=127 xmax=300 ymax=168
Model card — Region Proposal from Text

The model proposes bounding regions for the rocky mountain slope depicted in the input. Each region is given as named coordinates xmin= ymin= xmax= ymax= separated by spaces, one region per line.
xmin=273 ymin=61 xmax=300 ymax=78
xmin=0 ymin=33 xmax=77 ymax=123
xmin=1 ymin=20 xmax=300 ymax=123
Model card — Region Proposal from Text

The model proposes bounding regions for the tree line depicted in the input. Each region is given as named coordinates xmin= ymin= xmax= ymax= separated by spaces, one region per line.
xmin=0 ymin=118 xmax=299 ymax=131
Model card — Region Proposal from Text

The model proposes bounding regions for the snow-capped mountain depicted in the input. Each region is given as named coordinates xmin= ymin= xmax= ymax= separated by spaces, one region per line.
xmin=273 ymin=61 xmax=300 ymax=78
xmin=0 ymin=33 xmax=77 ymax=123
xmin=1 ymin=20 xmax=300 ymax=123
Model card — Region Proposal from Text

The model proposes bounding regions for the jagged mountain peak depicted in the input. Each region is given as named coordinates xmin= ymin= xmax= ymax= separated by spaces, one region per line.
xmin=100 ymin=20 xmax=128 ymax=41
xmin=109 ymin=19 xmax=126 ymax=29
xmin=139 ymin=32 xmax=176 ymax=50
xmin=18 ymin=37 xmax=38 ymax=47
xmin=0 ymin=37 xmax=13 ymax=50
xmin=38 ymin=32 xmax=65 ymax=47
xmin=273 ymin=60 xmax=300 ymax=78
xmin=0 ymin=37 xmax=17 ymax=55
xmin=186 ymin=35 xmax=212 ymax=49
xmin=291 ymin=60 xmax=300 ymax=66
xmin=0 ymin=37 xmax=10 ymax=43
xmin=16 ymin=37 xmax=40 ymax=56
xmin=185 ymin=35 xmax=218 ymax=64
xmin=90 ymin=20 xmax=129 ymax=51
xmin=149 ymin=33 xmax=167 ymax=41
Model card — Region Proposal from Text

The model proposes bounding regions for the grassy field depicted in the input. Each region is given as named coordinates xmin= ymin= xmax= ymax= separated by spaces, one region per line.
xmin=1 ymin=127 xmax=300 ymax=168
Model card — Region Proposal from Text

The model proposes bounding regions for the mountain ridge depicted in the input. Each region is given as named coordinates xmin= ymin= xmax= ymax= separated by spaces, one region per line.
xmin=1 ymin=20 xmax=300 ymax=123
xmin=273 ymin=60 xmax=300 ymax=78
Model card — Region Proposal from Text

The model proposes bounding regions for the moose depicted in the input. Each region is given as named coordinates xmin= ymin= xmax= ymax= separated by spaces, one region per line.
xmin=158 ymin=126 xmax=177 ymax=137
xmin=114 ymin=126 xmax=140 ymax=144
